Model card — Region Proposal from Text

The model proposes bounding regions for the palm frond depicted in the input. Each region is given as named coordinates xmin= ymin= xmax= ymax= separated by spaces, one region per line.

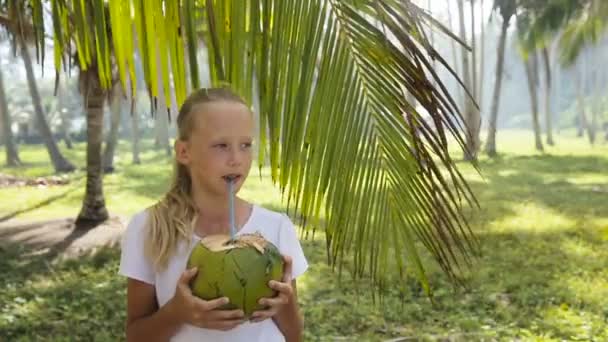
xmin=202 ymin=0 xmax=479 ymax=295
xmin=559 ymin=0 xmax=608 ymax=66
xmin=28 ymin=0 xmax=480 ymax=297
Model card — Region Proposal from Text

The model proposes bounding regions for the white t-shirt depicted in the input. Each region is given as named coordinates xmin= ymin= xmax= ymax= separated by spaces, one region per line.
xmin=119 ymin=204 xmax=309 ymax=342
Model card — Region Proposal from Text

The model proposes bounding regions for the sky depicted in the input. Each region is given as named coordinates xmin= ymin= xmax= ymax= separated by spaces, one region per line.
xmin=417 ymin=0 xmax=493 ymax=35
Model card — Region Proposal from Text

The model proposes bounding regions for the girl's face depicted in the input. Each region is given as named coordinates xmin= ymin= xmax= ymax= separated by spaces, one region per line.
xmin=175 ymin=101 xmax=254 ymax=197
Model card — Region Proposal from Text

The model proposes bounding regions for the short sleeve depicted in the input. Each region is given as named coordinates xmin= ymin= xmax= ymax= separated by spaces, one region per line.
xmin=118 ymin=211 xmax=155 ymax=285
xmin=277 ymin=215 xmax=309 ymax=280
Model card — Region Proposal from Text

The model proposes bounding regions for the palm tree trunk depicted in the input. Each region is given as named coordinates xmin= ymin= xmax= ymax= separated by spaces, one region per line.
xmin=484 ymin=18 xmax=509 ymax=157
xmin=457 ymin=0 xmax=479 ymax=161
xmin=524 ymin=55 xmax=544 ymax=152
xmin=542 ymin=47 xmax=554 ymax=145
xmin=19 ymin=36 xmax=75 ymax=173
xmin=153 ymin=69 xmax=172 ymax=157
xmin=470 ymin=0 xmax=477 ymax=103
xmin=57 ymin=85 xmax=73 ymax=149
xmin=0 ymin=68 xmax=21 ymax=166
xmin=478 ymin=0 xmax=485 ymax=105
xmin=577 ymin=108 xmax=585 ymax=137
xmin=552 ymin=42 xmax=561 ymax=135
xmin=589 ymin=64 xmax=601 ymax=145
xmin=428 ymin=0 xmax=436 ymax=72
xmin=591 ymin=97 xmax=599 ymax=145
xmin=576 ymin=87 xmax=588 ymax=139
xmin=103 ymin=83 xmax=122 ymax=173
xmin=76 ymin=71 xmax=109 ymax=227
xmin=446 ymin=0 xmax=463 ymax=109
xmin=61 ymin=113 xmax=73 ymax=149
xmin=131 ymin=102 xmax=141 ymax=164
xmin=575 ymin=58 xmax=591 ymax=141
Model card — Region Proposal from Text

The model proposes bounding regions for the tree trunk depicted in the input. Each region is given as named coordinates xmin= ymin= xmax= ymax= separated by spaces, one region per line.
xmin=131 ymin=102 xmax=141 ymax=164
xmin=552 ymin=41 xmax=561 ymax=135
xmin=457 ymin=0 xmax=479 ymax=161
xmin=154 ymin=81 xmax=172 ymax=156
xmin=589 ymin=57 xmax=602 ymax=145
xmin=428 ymin=0 xmax=436 ymax=72
xmin=19 ymin=36 xmax=75 ymax=173
xmin=542 ymin=47 xmax=554 ymax=145
xmin=155 ymin=109 xmax=171 ymax=156
xmin=446 ymin=0 xmax=463 ymax=109
xmin=56 ymin=84 xmax=73 ymax=150
xmin=591 ymin=97 xmax=599 ymax=145
xmin=62 ymin=114 xmax=73 ymax=149
xmin=484 ymin=19 xmax=509 ymax=157
xmin=153 ymin=68 xmax=172 ymax=157
xmin=103 ymin=83 xmax=122 ymax=173
xmin=524 ymin=55 xmax=544 ymax=152
xmin=76 ymin=71 xmax=109 ymax=228
xmin=470 ymin=0 xmax=477 ymax=104
xmin=577 ymin=105 xmax=585 ymax=137
xmin=0 ymin=69 xmax=21 ymax=166
xmin=478 ymin=0 xmax=485 ymax=105
xmin=576 ymin=85 xmax=588 ymax=139
xmin=575 ymin=58 xmax=592 ymax=142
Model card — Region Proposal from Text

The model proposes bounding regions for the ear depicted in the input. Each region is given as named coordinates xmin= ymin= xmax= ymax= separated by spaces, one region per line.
xmin=174 ymin=139 xmax=190 ymax=165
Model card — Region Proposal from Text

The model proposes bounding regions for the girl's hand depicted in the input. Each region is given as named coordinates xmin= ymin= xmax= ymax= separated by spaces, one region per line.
xmin=250 ymin=255 xmax=294 ymax=323
xmin=167 ymin=267 xmax=246 ymax=331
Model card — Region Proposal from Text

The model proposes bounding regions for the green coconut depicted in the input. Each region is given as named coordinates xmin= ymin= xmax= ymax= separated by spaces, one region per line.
xmin=187 ymin=232 xmax=284 ymax=317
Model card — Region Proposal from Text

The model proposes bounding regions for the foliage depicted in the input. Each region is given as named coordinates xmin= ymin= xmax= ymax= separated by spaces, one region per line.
xmin=0 ymin=0 xmax=482 ymax=295
xmin=1 ymin=131 xmax=607 ymax=341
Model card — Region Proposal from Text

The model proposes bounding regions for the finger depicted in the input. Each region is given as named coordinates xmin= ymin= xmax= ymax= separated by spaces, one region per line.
xmin=178 ymin=267 xmax=199 ymax=286
xmin=259 ymin=293 xmax=289 ymax=307
xmin=216 ymin=319 xmax=246 ymax=331
xmin=210 ymin=308 xmax=245 ymax=320
xmin=250 ymin=309 xmax=277 ymax=323
xmin=282 ymin=255 xmax=293 ymax=282
xmin=269 ymin=280 xmax=293 ymax=296
xmin=197 ymin=296 xmax=230 ymax=311
xmin=202 ymin=317 xmax=246 ymax=331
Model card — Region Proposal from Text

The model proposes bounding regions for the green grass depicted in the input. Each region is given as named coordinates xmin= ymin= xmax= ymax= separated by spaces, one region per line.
xmin=1 ymin=130 xmax=607 ymax=341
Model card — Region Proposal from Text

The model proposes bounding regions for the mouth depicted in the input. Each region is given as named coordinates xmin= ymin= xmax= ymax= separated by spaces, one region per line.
xmin=222 ymin=174 xmax=242 ymax=183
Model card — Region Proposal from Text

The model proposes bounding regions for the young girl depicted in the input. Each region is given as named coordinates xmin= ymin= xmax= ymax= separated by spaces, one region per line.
xmin=119 ymin=88 xmax=308 ymax=342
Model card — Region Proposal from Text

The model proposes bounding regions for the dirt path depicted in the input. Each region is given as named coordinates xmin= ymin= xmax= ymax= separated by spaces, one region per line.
xmin=0 ymin=215 xmax=127 ymax=258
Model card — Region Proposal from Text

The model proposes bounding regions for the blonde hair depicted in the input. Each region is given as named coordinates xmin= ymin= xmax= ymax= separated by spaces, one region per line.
xmin=145 ymin=87 xmax=248 ymax=271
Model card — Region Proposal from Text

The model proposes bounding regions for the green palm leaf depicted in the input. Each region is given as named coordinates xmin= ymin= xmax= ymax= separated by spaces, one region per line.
xmin=6 ymin=0 xmax=480 ymax=297
xmin=202 ymin=0 xmax=480 ymax=295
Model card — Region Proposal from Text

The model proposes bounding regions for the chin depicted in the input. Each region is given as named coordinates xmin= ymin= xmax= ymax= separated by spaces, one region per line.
xmin=213 ymin=178 xmax=246 ymax=196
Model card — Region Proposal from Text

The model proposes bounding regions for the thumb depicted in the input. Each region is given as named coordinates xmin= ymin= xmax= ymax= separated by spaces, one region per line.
xmin=179 ymin=267 xmax=199 ymax=285
xmin=282 ymin=255 xmax=293 ymax=282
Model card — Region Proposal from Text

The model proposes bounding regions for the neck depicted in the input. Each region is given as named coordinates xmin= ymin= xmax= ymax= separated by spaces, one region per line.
xmin=190 ymin=181 xmax=249 ymax=225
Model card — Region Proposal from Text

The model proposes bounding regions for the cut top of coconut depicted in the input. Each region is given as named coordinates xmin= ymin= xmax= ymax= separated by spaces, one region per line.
xmin=199 ymin=232 xmax=268 ymax=254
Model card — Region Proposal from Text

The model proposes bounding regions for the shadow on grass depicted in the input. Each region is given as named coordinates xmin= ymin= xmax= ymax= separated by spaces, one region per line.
xmin=296 ymin=221 xmax=607 ymax=340
xmin=467 ymin=154 xmax=608 ymax=222
xmin=0 ymin=244 xmax=126 ymax=340
xmin=0 ymin=183 xmax=83 ymax=223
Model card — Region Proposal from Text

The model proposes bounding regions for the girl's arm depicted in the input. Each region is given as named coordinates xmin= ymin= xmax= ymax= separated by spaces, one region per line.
xmin=272 ymin=280 xmax=304 ymax=342
xmin=125 ymin=279 xmax=182 ymax=342
xmin=125 ymin=268 xmax=246 ymax=341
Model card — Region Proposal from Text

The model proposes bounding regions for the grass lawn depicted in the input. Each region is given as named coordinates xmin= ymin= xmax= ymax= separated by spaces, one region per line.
xmin=1 ymin=130 xmax=607 ymax=341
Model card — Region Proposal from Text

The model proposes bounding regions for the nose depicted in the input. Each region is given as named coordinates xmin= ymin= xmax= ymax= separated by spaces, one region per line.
xmin=227 ymin=146 xmax=242 ymax=167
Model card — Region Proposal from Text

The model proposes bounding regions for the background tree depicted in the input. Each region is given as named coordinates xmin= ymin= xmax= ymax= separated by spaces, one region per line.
xmin=0 ymin=1 xmax=75 ymax=172
xmin=457 ymin=0 xmax=481 ymax=161
xmin=21 ymin=0 xmax=479 ymax=295
xmin=0 ymin=67 xmax=20 ymax=166
xmin=484 ymin=0 xmax=516 ymax=157
xmin=103 ymin=80 xmax=123 ymax=173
